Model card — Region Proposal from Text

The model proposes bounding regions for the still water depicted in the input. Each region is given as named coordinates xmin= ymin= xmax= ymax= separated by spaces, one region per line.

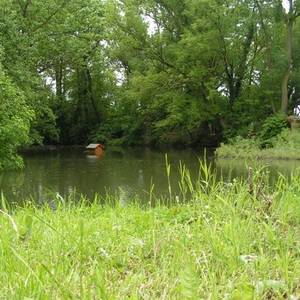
xmin=0 ymin=147 xmax=299 ymax=204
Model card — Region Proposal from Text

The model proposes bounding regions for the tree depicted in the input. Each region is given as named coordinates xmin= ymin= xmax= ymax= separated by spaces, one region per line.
xmin=0 ymin=62 xmax=33 ymax=170
xmin=1 ymin=0 xmax=299 ymax=164
xmin=280 ymin=0 xmax=300 ymax=114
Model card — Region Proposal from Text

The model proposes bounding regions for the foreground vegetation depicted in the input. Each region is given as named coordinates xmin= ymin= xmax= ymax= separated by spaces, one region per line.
xmin=1 ymin=166 xmax=300 ymax=299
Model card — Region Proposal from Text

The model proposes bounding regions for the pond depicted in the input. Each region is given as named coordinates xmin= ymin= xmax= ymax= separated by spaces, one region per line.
xmin=0 ymin=147 xmax=299 ymax=205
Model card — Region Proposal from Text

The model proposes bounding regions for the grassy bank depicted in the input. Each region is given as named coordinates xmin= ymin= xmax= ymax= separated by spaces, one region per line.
xmin=216 ymin=129 xmax=300 ymax=160
xmin=0 ymin=175 xmax=300 ymax=299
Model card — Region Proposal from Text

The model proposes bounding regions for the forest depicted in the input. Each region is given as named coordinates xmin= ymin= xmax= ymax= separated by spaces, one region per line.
xmin=0 ymin=0 xmax=299 ymax=169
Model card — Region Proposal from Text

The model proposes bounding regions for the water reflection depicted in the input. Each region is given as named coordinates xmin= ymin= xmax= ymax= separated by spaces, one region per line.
xmin=0 ymin=147 xmax=298 ymax=204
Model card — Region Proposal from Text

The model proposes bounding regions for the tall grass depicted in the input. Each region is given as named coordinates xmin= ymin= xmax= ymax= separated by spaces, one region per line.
xmin=216 ymin=129 xmax=300 ymax=160
xmin=0 ymin=162 xmax=300 ymax=299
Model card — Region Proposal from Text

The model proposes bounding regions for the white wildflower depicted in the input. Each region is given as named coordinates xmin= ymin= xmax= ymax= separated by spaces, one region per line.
xmin=99 ymin=248 xmax=110 ymax=259
xmin=240 ymin=254 xmax=258 ymax=263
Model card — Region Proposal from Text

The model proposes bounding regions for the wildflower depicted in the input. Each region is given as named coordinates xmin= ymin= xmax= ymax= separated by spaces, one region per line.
xmin=99 ymin=248 xmax=110 ymax=259
xmin=131 ymin=238 xmax=145 ymax=247
xmin=240 ymin=254 xmax=258 ymax=263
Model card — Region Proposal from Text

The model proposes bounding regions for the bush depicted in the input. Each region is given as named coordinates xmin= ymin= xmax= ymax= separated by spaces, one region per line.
xmin=215 ymin=136 xmax=260 ymax=159
xmin=216 ymin=128 xmax=300 ymax=160
xmin=259 ymin=114 xmax=288 ymax=148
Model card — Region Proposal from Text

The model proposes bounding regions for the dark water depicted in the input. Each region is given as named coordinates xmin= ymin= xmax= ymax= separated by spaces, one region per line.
xmin=0 ymin=147 xmax=299 ymax=204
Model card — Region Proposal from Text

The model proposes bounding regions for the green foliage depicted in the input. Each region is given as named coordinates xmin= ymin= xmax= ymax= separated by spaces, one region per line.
xmin=0 ymin=0 xmax=300 ymax=163
xmin=178 ymin=263 xmax=200 ymax=299
xmin=30 ymin=105 xmax=59 ymax=145
xmin=215 ymin=136 xmax=260 ymax=159
xmin=216 ymin=128 xmax=300 ymax=160
xmin=90 ymin=114 xmax=146 ymax=146
xmin=0 ymin=64 xmax=33 ymax=170
xmin=259 ymin=114 xmax=288 ymax=148
xmin=272 ymin=128 xmax=300 ymax=149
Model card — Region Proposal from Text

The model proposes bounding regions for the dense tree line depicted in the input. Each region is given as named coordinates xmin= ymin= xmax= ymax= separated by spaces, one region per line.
xmin=0 ymin=0 xmax=299 ymax=168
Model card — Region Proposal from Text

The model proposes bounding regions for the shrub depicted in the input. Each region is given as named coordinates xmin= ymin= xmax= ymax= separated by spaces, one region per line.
xmin=259 ymin=114 xmax=288 ymax=148
xmin=216 ymin=128 xmax=300 ymax=160
xmin=215 ymin=136 xmax=259 ymax=159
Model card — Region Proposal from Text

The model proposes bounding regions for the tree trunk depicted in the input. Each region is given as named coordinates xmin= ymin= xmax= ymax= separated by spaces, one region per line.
xmin=85 ymin=67 xmax=100 ymax=120
xmin=281 ymin=0 xmax=293 ymax=115
xmin=55 ymin=60 xmax=63 ymax=100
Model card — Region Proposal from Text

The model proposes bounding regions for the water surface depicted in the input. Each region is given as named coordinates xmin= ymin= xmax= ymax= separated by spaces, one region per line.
xmin=0 ymin=147 xmax=299 ymax=204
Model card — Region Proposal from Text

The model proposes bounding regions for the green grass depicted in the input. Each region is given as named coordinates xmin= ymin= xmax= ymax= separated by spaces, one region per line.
xmin=1 ymin=166 xmax=300 ymax=299
xmin=216 ymin=129 xmax=300 ymax=160
xmin=216 ymin=143 xmax=300 ymax=160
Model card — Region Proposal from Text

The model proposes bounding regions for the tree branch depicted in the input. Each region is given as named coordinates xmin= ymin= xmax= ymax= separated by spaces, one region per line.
xmin=32 ymin=0 xmax=70 ymax=32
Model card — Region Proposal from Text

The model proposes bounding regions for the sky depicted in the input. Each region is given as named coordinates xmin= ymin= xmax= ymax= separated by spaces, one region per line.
xmin=282 ymin=0 xmax=290 ymax=12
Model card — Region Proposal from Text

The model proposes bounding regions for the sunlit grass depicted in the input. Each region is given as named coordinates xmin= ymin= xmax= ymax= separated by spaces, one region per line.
xmin=216 ymin=130 xmax=300 ymax=160
xmin=1 ymin=165 xmax=300 ymax=299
